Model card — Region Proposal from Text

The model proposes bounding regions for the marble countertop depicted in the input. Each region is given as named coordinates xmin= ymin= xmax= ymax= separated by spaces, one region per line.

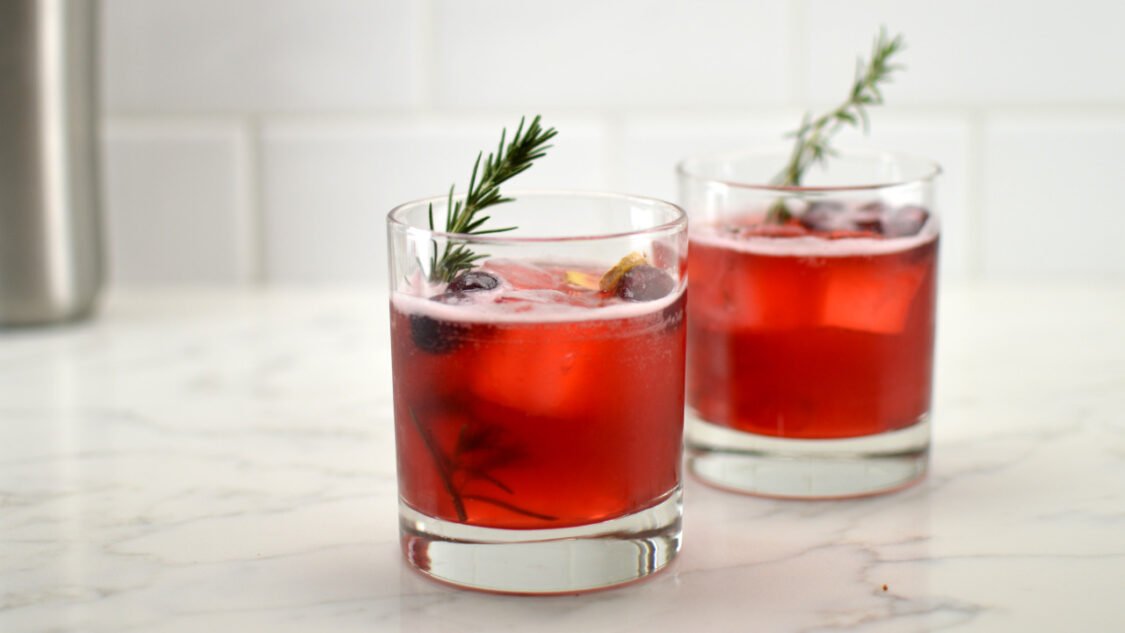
xmin=1 ymin=283 xmax=1122 ymax=632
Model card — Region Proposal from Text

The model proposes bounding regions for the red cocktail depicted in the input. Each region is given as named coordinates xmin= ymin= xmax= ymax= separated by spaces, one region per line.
xmin=387 ymin=191 xmax=687 ymax=592
xmin=392 ymin=260 xmax=685 ymax=529
xmin=688 ymin=211 xmax=938 ymax=439
xmin=679 ymin=149 xmax=941 ymax=498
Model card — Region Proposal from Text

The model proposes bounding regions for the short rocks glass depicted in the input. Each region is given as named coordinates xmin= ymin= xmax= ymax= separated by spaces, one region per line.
xmin=388 ymin=191 xmax=687 ymax=593
xmin=678 ymin=149 xmax=941 ymax=499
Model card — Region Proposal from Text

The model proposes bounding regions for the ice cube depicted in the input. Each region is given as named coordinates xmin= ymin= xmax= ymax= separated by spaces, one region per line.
xmin=851 ymin=202 xmax=886 ymax=233
xmin=819 ymin=261 xmax=928 ymax=334
xmin=482 ymin=259 xmax=557 ymax=289
xmin=802 ymin=200 xmax=890 ymax=235
xmin=798 ymin=201 xmax=849 ymax=232
xmin=884 ymin=206 xmax=930 ymax=238
xmin=689 ymin=245 xmax=822 ymax=331
xmin=497 ymin=289 xmax=571 ymax=305
xmin=469 ymin=333 xmax=600 ymax=419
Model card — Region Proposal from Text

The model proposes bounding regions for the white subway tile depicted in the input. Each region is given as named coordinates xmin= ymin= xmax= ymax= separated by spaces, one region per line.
xmin=982 ymin=115 xmax=1125 ymax=278
xmin=433 ymin=0 xmax=792 ymax=108
xmin=621 ymin=113 xmax=797 ymax=202
xmin=102 ymin=121 xmax=248 ymax=283
xmin=260 ymin=116 xmax=608 ymax=284
xmin=624 ymin=111 xmax=972 ymax=278
xmin=804 ymin=0 xmax=1125 ymax=105
xmin=103 ymin=0 xmax=419 ymax=112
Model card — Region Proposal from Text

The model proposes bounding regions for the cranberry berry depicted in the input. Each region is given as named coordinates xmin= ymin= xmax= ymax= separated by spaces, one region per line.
xmin=447 ymin=271 xmax=500 ymax=293
xmin=409 ymin=313 xmax=465 ymax=354
xmin=616 ymin=265 xmax=675 ymax=302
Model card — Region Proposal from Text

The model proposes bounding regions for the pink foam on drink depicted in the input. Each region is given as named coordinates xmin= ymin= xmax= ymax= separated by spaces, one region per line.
xmin=392 ymin=259 xmax=684 ymax=324
xmin=690 ymin=214 xmax=939 ymax=258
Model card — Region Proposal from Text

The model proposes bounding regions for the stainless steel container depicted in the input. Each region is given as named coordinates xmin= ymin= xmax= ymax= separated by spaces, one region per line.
xmin=0 ymin=0 xmax=102 ymax=326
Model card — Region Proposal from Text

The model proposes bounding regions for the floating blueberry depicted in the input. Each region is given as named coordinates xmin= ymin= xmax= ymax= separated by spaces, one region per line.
xmin=616 ymin=265 xmax=675 ymax=302
xmin=448 ymin=271 xmax=500 ymax=293
xmin=884 ymin=205 xmax=930 ymax=238
xmin=409 ymin=313 xmax=465 ymax=354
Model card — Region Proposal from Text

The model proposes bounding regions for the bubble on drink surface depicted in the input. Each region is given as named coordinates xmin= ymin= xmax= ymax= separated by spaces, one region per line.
xmin=616 ymin=265 xmax=675 ymax=302
xmin=447 ymin=270 xmax=501 ymax=292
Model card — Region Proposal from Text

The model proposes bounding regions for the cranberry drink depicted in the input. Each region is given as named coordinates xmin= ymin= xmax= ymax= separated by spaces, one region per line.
xmin=688 ymin=202 xmax=938 ymax=439
xmin=392 ymin=257 xmax=685 ymax=530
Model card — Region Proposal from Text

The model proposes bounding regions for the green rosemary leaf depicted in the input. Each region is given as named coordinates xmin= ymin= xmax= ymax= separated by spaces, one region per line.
xmin=767 ymin=27 xmax=905 ymax=223
xmin=428 ymin=115 xmax=556 ymax=283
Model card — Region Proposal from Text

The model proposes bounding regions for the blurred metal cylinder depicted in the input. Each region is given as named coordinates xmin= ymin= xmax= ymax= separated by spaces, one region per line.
xmin=0 ymin=0 xmax=102 ymax=326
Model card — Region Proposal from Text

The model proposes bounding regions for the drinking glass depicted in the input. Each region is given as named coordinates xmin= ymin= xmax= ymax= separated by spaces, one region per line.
xmin=678 ymin=149 xmax=941 ymax=498
xmin=387 ymin=191 xmax=687 ymax=593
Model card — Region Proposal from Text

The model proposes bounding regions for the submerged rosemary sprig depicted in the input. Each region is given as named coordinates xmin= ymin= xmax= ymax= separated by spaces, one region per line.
xmin=767 ymin=28 xmax=905 ymax=222
xmin=428 ymin=115 xmax=557 ymax=283
xmin=407 ymin=407 xmax=559 ymax=523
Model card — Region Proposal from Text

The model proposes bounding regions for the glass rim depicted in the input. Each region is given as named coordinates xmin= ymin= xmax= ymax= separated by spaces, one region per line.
xmin=387 ymin=189 xmax=688 ymax=244
xmin=676 ymin=146 xmax=943 ymax=193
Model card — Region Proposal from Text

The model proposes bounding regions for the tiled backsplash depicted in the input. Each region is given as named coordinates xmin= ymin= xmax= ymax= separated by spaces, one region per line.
xmin=100 ymin=0 xmax=1125 ymax=285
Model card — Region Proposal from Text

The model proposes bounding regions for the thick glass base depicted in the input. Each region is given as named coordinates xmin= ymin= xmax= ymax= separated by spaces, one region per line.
xmin=686 ymin=415 xmax=930 ymax=499
xmin=399 ymin=489 xmax=682 ymax=594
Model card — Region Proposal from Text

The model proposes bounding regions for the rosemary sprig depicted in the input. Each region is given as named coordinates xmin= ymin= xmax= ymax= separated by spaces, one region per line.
xmin=767 ymin=28 xmax=905 ymax=222
xmin=428 ymin=115 xmax=557 ymax=282
xmin=408 ymin=408 xmax=466 ymax=521
xmin=407 ymin=407 xmax=558 ymax=523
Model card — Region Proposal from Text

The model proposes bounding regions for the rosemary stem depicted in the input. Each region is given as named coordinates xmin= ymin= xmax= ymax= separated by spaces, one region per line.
xmin=766 ymin=28 xmax=904 ymax=224
xmin=408 ymin=408 xmax=467 ymax=522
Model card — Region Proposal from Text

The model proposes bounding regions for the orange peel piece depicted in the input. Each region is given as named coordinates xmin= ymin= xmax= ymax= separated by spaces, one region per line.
xmin=564 ymin=270 xmax=600 ymax=290
xmin=599 ymin=251 xmax=648 ymax=293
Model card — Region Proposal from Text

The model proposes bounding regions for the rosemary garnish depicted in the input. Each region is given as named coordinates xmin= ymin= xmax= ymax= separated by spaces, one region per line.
xmin=407 ymin=407 xmax=558 ymax=523
xmin=428 ymin=115 xmax=558 ymax=282
xmin=767 ymin=28 xmax=905 ymax=222
xmin=408 ymin=408 xmax=466 ymax=521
